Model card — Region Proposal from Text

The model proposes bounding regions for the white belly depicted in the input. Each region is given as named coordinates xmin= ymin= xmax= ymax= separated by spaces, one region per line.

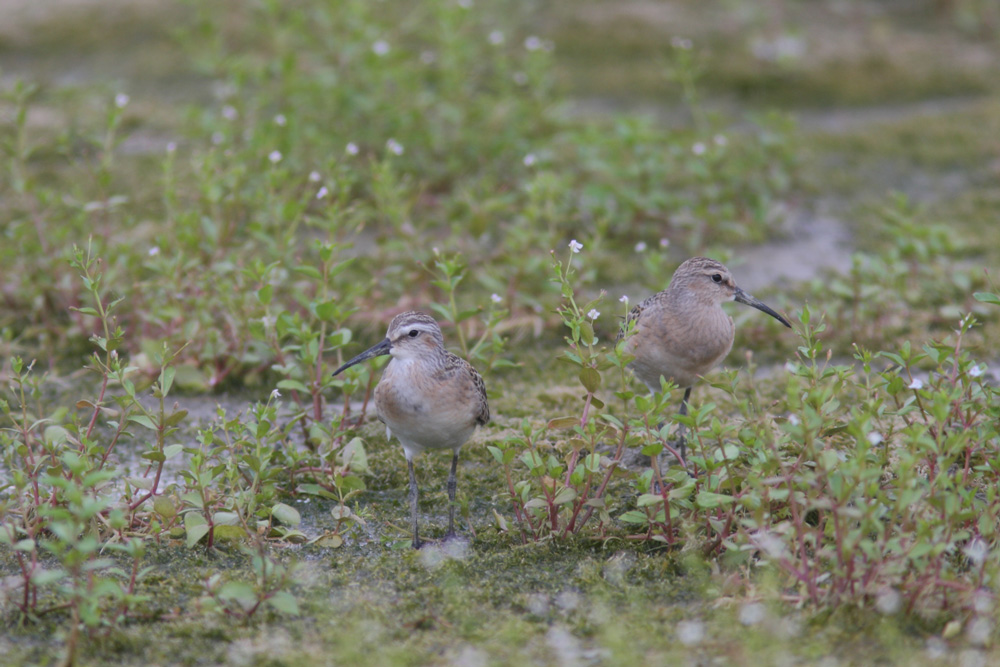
xmin=375 ymin=360 xmax=479 ymax=459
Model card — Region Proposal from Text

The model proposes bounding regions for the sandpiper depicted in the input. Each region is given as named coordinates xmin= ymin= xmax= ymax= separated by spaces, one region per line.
xmin=332 ymin=311 xmax=490 ymax=549
xmin=619 ymin=257 xmax=791 ymax=462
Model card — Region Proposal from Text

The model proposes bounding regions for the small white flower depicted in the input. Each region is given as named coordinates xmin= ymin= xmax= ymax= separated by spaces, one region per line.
xmin=692 ymin=142 xmax=707 ymax=156
xmin=489 ymin=30 xmax=504 ymax=45
xmin=619 ymin=295 xmax=629 ymax=304
xmin=148 ymin=246 xmax=160 ymax=257
xmin=659 ymin=237 xmax=670 ymax=248
xmin=387 ymin=138 xmax=404 ymax=155
xmin=420 ymin=50 xmax=435 ymax=64
xmin=671 ymin=36 xmax=693 ymax=50
xmin=587 ymin=309 xmax=600 ymax=320
xmin=969 ymin=364 xmax=985 ymax=378
xmin=221 ymin=105 xmax=238 ymax=121
xmin=346 ymin=142 xmax=359 ymax=155
xmin=867 ymin=431 xmax=883 ymax=446
xmin=523 ymin=153 xmax=537 ymax=166
xmin=524 ymin=36 xmax=542 ymax=51
xmin=166 ymin=142 xmax=177 ymax=154
xmin=309 ymin=170 xmax=321 ymax=182
xmin=372 ymin=40 xmax=390 ymax=56
xmin=512 ymin=72 xmax=528 ymax=85
xmin=634 ymin=241 xmax=647 ymax=252
xmin=211 ymin=131 xmax=224 ymax=145
xmin=714 ymin=134 xmax=728 ymax=147
xmin=110 ymin=349 xmax=118 ymax=360
xmin=274 ymin=113 xmax=287 ymax=126
xmin=316 ymin=186 xmax=329 ymax=199
xmin=271 ymin=389 xmax=281 ymax=399
xmin=268 ymin=150 xmax=282 ymax=164
xmin=115 ymin=93 xmax=130 ymax=108
xmin=491 ymin=293 xmax=502 ymax=304
xmin=787 ymin=414 xmax=800 ymax=426
xmin=908 ymin=378 xmax=924 ymax=390
xmin=784 ymin=361 xmax=799 ymax=373
xmin=457 ymin=0 xmax=472 ymax=8
xmin=568 ymin=239 xmax=583 ymax=253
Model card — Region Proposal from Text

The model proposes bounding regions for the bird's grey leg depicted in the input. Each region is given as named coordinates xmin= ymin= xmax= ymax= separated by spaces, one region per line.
xmin=408 ymin=459 xmax=422 ymax=549
xmin=676 ymin=386 xmax=692 ymax=463
xmin=446 ymin=451 xmax=458 ymax=539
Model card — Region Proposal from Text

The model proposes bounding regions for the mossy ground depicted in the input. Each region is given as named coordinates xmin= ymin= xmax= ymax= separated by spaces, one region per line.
xmin=2 ymin=0 xmax=1000 ymax=664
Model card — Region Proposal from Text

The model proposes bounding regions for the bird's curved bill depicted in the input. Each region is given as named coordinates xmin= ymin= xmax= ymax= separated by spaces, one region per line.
xmin=734 ymin=288 xmax=792 ymax=328
xmin=332 ymin=338 xmax=391 ymax=376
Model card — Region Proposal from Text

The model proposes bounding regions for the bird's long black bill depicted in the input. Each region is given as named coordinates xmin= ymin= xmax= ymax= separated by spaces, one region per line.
xmin=332 ymin=337 xmax=391 ymax=376
xmin=734 ymin=288 xmax=792 ymax=328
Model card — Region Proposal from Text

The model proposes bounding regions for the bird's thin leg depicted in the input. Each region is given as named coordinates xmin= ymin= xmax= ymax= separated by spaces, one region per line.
xmin=446 ymin=451 xmax=458 ymax=539
xmin=408 ymin=459 xmax=422 ymax=549
xmin=675 ymin=386 xmax=692 ymax=463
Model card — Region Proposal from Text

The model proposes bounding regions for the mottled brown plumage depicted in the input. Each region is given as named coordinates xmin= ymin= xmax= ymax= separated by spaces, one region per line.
xmin=620 ymin=257 xmax=790 ymax=461
xmin=333 ymin=311 xmax=489 ymax=548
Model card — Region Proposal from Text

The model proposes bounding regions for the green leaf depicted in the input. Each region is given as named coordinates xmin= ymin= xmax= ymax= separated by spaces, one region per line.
xmin=546 ymin=417 xmax=578 ymax=430
xmin=213 ymin=511 xmax=240 ymax=526
xmin=218 ymin=581 xmax=257 ymax=611
xmin=267 ymin=591 xmax=300 ymax=615
xmin=153 ymin=497 xmax=176 ymax=519
xmin=164 ymin=410 xmax=188 ymax=427
xmin=159 ymin=367 xmax=176 ymax=396
xmin=695 ymin=491 xmax=736 ymax=508
xmin=163 ymin=444 xmax=184 ymax=459
xmin=298 ymin=483 xmax=338 ymax=500
xmin=128 ymin=415 xmax=157 ymax=430
xmin=316 ymin=300 xmax=337 ymax=321
xmin=295 ymin=265 xmax=322 ymax=279
xmin=271 ymin=502 xmax=301 ymax=526
xmin=340 ymin=437 xmax=369 ymax=473
xmin=185 ymin=523 xmax=210 ymax=548
xmin=213 ymin=525 xmax=248 ymax=543
xmin=636 ymin=493 xmax=664 ymax=507
xmin=257 ymin=284 xmax=273 ymax=306
xmin=619 ymin=510 xmax=649 ymax=525
xmin=14 ymin=538 xmax=36 ymax=552
xmin=276 ymin=379 xmax=310 ymax=393
xmin=973 ymin=292 xmax=1000 ymax=306
xmin=30 ymin=568 xmax=67 ymax=586
xmin=553 ymin=487 xmax=577 ymax=505
xmin=579 ymin=367 xmax=601 ymax=393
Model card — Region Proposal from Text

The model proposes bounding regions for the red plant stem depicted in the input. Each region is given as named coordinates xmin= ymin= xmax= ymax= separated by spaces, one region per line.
xmin=85 ymin=373 xmax=109 ymax=441
xmin=562 ymin=390 xmax=594 ymax=487
xmin=575 ymin=426 xmax=629 ymax=530
xmin=563 ymin=472 xmax=594 ymax=536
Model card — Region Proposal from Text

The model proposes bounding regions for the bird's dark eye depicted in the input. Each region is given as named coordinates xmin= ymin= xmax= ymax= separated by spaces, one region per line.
xmin=408 ymin=329 xmax=419 ymax=338
xmin=711 ymin=274 xmax=723 ymax=284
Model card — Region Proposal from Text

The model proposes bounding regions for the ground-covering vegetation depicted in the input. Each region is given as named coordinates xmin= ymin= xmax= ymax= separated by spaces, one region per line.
xmin=1 ymin=0 xmax=999 ymax=664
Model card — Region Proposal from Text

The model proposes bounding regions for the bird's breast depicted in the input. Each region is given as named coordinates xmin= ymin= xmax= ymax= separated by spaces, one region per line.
xmin=627 ymin=304 xmax=735 ymax=389
xmin=373 ymin=358 xmax=479 ymax=452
